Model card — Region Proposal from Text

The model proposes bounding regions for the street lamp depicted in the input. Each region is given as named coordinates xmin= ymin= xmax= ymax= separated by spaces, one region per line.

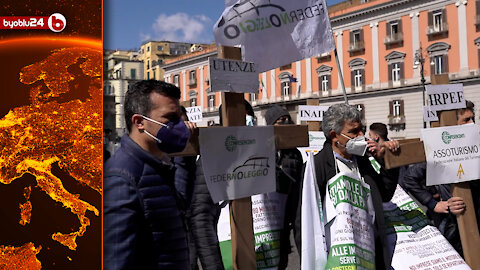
xmin=413 ymin=45 xmax=427 ymax=128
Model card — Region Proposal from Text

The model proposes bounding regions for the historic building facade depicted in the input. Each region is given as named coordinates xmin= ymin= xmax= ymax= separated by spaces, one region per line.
xmin=163 ymin=0 xmax=480 ymax=139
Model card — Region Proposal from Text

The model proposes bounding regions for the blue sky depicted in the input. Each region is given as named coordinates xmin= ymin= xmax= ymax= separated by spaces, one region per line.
xmin=104 ymin=0 xmax=345 ymax=50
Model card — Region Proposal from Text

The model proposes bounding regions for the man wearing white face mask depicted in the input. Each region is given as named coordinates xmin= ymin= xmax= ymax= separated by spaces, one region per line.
xmin=294 ymin=103 xmax=398 ymax=270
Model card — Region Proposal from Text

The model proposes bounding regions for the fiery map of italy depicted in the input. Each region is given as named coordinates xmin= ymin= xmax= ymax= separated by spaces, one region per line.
xmin=0 ymin=45 xmax=102 ymax=269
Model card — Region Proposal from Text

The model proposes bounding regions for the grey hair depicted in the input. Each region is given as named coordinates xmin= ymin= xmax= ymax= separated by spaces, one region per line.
xmin=322 ymin=103 xmax=362 ymax=138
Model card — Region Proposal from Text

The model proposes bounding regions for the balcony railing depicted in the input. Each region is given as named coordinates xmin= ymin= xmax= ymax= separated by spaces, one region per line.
xmin=384 ymin=32 xmax=404 ymax=45
xmin=188 ymin=79 xmax=197 ymax=86
xmin=348 ymin=41 xmax=365 ymax=52
xmin=426 ymin=23 xmax=448 ymax=35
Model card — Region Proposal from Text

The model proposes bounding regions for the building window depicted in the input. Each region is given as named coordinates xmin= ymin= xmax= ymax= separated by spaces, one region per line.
xmin=316 ymin=65 xmax=332 ymax=93
xmin=433 ymin=10 xmax=443 ymax=30
xmin=190 ymin=98 xmax=197 ymax=107
xmin=153 ymin=70 xmax=156 ymax=80
xmin=427 ymin=9 xmax=448 ymax=35
xmin=189 ymin=70 xmax=197 ymax=86
xmin=385 ymin=20 xmax=403 ymax=45
xmin=147 ymin=72 xmax=150 ymax=80
xmin=426 ymin=42 xmax=450 ymax=76
xmin=208 ymin=94 xmax=215 ymax=108
xmin=393 ymin=100 xmax=401 ymax=116
xmin=349 ymin=29 xmax=364 ymax=53
xmin=391 ymin=63 xmax=401 ymax=82
xmin=173 ymin=74 xmax=179 ymax=86
xmin=355 ymin=104 xmax=365 ymax=120
xmin=147 ymin=46 xmax=150 ymax=52
xmin=433 ymin=55 xmax=445 ymax=75
xmin=250 ymin=93 xmax=257 ymax=102
xmin=321 ymin=75 xmax=329 ymax=92
xmin=130 ymin=69 xmax=136 ymax=80
xmin=157 ymin=45 xmax=163 ymax=51
xmin=354 ymin=70 xmax=363 ymax=88
xmin=281 ymin=82 xmax=291 ymax=96
xmin=147 ymin=60 xmax=150 ymax=69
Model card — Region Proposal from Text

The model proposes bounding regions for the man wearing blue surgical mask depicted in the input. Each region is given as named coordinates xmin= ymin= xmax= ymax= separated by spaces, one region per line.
xmin=104 ymin=80 xmax=190 ymax=269
xmin=295 ymin=103 xmax=398 ymax=270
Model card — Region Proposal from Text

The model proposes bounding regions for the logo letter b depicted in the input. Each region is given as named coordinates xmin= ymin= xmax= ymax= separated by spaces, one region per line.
xmin=48 ymin=13 xmax=66 ymax=32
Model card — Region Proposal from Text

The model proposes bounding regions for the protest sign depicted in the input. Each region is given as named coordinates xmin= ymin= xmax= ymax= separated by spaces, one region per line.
xmin=185 ymin=106 xmax=202 ymax=122
xmin=324 ymin=172 xmax=376 ymax=269
xmin=383 ymin=186 xmax=470 ymax=270
xmin=199 ymin=126 xmax=276 ymax=202
xmin=218 ymin=192 xmax=287 ymax=270
xmin=423 ymin=106 xmax=439 ymax=122
xmin=209 ymin=57 xmax=259 ymax=93
xmin=214 ymin=0 xmax=335 ymax=72
xmin=425 ymin=84 xmax=466 ymax=111
xmin=421 ymin=124 xmax=480 ymax=186
xmin=297 ymin=105 xmax=329 ymax=121
xmin=298 ymin=131 xmax=326 ymax=162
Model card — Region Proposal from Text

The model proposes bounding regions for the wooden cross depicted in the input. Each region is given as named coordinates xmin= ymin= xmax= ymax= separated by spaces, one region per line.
xmin=172 ymin=46 xmax=309 ymax=270
xmin=384 ymin=74 xmax=480 ymax=269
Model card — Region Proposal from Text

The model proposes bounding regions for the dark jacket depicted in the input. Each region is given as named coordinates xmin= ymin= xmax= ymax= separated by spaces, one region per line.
xmin=174 ymin=156 xmax=197 ymax=211
xmin=103 ymin=135 xmax=189 ymax=270
xmin=294 ymin=141 xmax=398 ymax=270
xmin=276 ymin=149 xmax=303 ymax=269
xmin=188 ymin=159 xmax=224 ymax=270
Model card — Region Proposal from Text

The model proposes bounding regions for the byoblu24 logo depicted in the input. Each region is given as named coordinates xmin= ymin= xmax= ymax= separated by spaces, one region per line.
xmin=48 ymin=13 xmax=66 ymax=32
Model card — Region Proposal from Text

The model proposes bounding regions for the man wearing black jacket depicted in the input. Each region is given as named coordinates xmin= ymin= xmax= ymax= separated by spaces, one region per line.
xmin=295 ymin=103 xmax=398 ymax=270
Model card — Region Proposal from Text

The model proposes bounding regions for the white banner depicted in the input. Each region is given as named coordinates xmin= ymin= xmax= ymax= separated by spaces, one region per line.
xmin=301 ymin=154 xmax=327 ymax=270
xmin=421 ymin=124 xmax=480 ymax=186
xmin=199 ymin=126 xmax=276 ymax=202
xmin=425 ymin=84 xmax=466 ymax=111
xmin=297 ymin=105 xmax=329 ymax=121
xmin=185 ymin=106 xmax=203 ymax=123
xmin=383 ymin=186 xmax=470 ymax=270
xmin=209 ymin=57 xmax=259 ymax=93
xmin=218 ymin=192 xmax=287 ymax=270
xmin=214 ymin=0 xmax=335 ymax=73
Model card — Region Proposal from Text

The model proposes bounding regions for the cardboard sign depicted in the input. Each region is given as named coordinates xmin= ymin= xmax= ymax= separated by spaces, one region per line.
xmin=213 ymin=0 xmax=335 ymax=73
xmin=185 ymin=106 xmax=202 ymax=123
xmin=298 ymin=105 xmax=329 ymax=121
xmin=425 ymin=84 xmax=466 ymax=111
xmin=209 ymin=57 xmax=259 ymax=93
xmin=199 ymin=126 xmax=275 ymax=202
xmin=423 ymin=106 xmax=439 ymax=122
xmin=421 ymin=124 xmax=480 ymax=186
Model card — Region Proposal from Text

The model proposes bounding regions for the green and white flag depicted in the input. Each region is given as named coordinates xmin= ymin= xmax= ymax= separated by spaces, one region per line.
xmin=324 ymin=172 xmax=376 ymax=270
xmin=300 ymin=154 xmax=328 ymax=270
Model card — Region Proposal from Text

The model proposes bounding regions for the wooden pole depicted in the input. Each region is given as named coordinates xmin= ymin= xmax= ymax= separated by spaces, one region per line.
xmin=306 ymin=99 xmax=320 ymax=132
xmin=218 ymin=45 xmax=257 ymax=270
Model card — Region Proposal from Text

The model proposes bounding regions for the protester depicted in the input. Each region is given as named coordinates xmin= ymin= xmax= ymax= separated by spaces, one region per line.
xmin=174 ymin=106 xmax=199 ymax=270
xmin=402 ymin=100 xmax=477 ymax=256
xmin=295 ymin=103 xmax=398 ymax=269
xmin=103 ymin=80 xmax=190 ymax=269
xmin=264 ymin=105 xmax=303 ymax=270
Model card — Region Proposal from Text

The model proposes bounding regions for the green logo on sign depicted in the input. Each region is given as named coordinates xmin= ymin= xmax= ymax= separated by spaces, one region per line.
xmin=441 ymin=131 xmax=465 ymax=144
xmin=225 ymin=135 xmax=256 ymax=152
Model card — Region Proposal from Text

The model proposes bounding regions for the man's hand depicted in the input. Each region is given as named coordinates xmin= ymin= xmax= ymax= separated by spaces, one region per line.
xmin=434 ymin=201 xmax=449 ymax=214
xmin=382 ymin=140 xmax=399 ymax=152
xmin=447 ymin=197 xmax=466 ymax=215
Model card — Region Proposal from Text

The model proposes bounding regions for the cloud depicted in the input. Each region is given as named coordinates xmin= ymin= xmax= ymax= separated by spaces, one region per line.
xmin=141 ymin=13 xmax=213 ymax=43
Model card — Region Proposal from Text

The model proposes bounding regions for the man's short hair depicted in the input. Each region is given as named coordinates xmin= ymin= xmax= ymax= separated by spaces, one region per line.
xmin=124 ymin=80 xmax=181 ymax=132
xmin=322 ymin=104 xmax=362 ymax=139
xmin=457 ymin=100 xmax=475 ymax=117
xmin=369 ymin=122 xmax=388 ymax=140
